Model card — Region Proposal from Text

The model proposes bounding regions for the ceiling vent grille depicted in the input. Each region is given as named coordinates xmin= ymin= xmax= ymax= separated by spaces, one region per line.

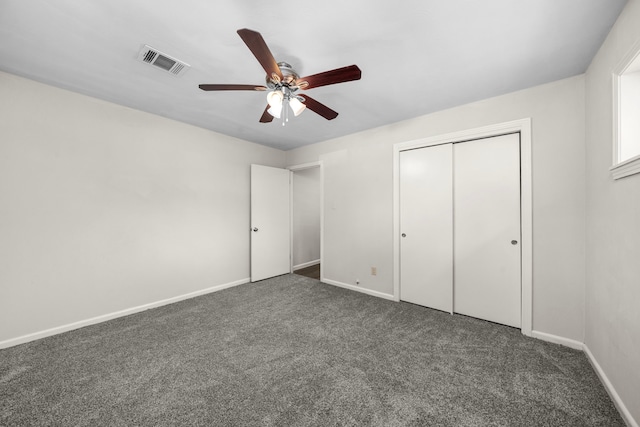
xmin=137 ymin=45 xmax=190 ymax=77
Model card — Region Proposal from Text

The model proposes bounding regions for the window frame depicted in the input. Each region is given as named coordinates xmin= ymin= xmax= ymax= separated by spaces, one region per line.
xmin=611 ymin=38 xmax=640 ymax=180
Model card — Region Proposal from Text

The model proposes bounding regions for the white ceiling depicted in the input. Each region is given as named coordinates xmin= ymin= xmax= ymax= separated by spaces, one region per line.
xmin=0 ymin=1 xmax=627 ymax=151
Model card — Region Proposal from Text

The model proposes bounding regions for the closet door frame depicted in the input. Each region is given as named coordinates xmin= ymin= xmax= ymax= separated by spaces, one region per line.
xmin=392 ymin=118 xmax=533 ymax=336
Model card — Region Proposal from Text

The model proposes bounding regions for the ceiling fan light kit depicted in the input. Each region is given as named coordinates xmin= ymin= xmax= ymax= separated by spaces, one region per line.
xmin=289 ymin=97 xmax=306 ymax=117
xmin=199 ymin=28 xmax=361 ymax=125
xmin=265 ymin=67 xmax=307 ymax=125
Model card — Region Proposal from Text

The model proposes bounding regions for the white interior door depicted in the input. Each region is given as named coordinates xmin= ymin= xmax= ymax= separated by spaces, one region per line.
xmin=399 ymin=144 xmax=453 ymax=312
xmin=251 ymin=164 xmax=291 ymax=282
xmin=453 ymin=133 xmax=521 ymax=327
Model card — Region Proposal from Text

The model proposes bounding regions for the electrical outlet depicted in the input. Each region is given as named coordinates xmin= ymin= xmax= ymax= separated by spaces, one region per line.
xmin=371 ymin=267 xmax=377 ymax=276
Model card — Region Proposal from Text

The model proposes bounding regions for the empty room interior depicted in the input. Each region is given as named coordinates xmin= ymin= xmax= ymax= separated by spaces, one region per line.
xmin=1 ymin=1 xmax=639 ymax=426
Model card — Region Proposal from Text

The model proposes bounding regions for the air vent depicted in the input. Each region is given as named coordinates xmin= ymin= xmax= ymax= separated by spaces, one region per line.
xmin=137 ymin=45 xmax=190 ymax=77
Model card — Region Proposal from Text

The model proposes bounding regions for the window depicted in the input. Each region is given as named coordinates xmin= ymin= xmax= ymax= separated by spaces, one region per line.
xmin=612 ymin=40 xmax=640 ymax=179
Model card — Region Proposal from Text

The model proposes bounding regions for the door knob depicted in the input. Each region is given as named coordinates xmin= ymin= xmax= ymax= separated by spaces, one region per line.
xmin=402 ymin=233 xmax=406 ymax=238
xmin=253 ymin=227 xmax=259 ymax=232
xmin=511 ymin=240 xmax=518 ymax=245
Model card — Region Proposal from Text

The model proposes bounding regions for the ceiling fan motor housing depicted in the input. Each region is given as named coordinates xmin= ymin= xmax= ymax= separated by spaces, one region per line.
xmin=266 ymin=62 xmax=300 ymax=88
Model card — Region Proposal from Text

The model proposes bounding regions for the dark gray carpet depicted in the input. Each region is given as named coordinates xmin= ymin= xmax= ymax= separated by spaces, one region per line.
xmin=0 ymin=274 xmax=624 ymax=426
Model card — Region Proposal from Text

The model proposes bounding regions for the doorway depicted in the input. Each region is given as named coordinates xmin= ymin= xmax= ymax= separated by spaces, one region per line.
xmin=250 ymin=162 xmax=323 ymax=283
xmin=290 ymin=162 xmax=322 ymax=281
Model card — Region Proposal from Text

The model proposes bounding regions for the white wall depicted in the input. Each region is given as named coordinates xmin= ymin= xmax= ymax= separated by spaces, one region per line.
xmin=287 ymin=75 xmax=587 ymax=342
xmin=292 ymin=167 xmax=321 ymax=268
xmin=584 ymin=0 xmax=640 ymax=423
xmin=0 ymin=71 xmax=285 ymax=344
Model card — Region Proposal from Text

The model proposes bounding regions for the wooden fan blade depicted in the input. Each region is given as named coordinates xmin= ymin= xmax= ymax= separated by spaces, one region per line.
xmin=199 ymin=84 xmax=267 ymax=91
xmin=259 ymin=105 xmax=274 ymax=123
xmin=237 ymin=28 xmax=283 ymax=81
xmin=301 ymin=95 xmax=338 ymax=120
xmin=296 ymin=65 xmax=361 ymax=90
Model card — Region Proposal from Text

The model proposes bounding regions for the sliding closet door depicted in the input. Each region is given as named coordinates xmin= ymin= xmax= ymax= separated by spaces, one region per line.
xmin=399 ymin=144 xmax=453 ymax=312
xmin=453 ymin=133 xmax=521 ymax=327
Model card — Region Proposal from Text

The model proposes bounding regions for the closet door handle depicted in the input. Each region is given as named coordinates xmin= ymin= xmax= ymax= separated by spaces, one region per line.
xmin=402 ymin=233 xmax=407 ymax=238
xmin=511 ymin=240 xmax=518 ymax=245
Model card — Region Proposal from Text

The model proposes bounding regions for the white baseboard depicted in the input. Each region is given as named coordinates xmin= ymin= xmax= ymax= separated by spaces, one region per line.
xmin=321 ymin=278 xmax=395 ymax=301
xmin=530 ymin=330 xmax=584 ymax=350
xmin=531 ymin=331 xmax=637 ymax=426
xmin=293 ymin=259 xmax=320 ymax=270
xmin=0 ymin=277 xmax=250 ymax=350
xmin=583 ymin=344 xmax=638 ymax=427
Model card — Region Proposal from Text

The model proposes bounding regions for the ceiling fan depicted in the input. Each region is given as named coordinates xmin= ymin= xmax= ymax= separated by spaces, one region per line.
xmin=199 ymin=29 xmax=362 ymax=124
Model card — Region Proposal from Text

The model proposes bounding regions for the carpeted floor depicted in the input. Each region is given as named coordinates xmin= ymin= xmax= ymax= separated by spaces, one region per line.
xmin=0 ymin=274 xmax=624 ymax=426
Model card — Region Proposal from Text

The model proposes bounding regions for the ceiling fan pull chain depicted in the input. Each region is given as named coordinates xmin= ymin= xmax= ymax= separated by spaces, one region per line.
xmin=283 ymin=98 xmax=289 ymax=126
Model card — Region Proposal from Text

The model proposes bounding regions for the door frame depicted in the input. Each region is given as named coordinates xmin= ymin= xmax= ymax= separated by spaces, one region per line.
xmin=288 ymin=161 xmax=324 ymax=281
xmin=392 ymin=118 xmax=533 ymax=336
